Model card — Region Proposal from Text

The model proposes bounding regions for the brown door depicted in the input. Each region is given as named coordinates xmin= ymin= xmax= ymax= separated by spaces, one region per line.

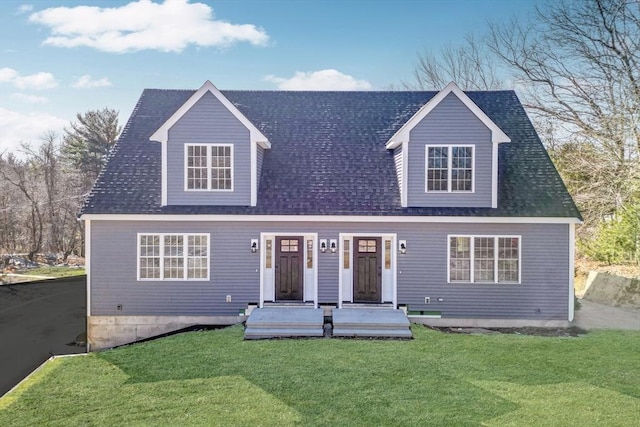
xmin=275 ymin=236 xmax=303 ymax=301
xmin=353 ymin=237 xmax=382 ymax=303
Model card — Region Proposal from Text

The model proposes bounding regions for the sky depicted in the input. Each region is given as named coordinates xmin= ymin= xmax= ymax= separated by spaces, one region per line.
xmin=0 ymin=0 xmax=539 ymax=154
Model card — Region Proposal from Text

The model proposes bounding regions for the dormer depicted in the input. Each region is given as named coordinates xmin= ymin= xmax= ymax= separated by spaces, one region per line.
xmin=386 ymin=82 xmax=510 ymax=208
xmin=150 ymin=81 xmax=270 ymax=207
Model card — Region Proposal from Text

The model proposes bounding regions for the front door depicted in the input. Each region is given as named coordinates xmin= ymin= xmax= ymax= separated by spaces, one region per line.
xmin=353 ymin=237 xmax=382 ymax=303
xmin=275 ymin=236 xmax=304 ymax=301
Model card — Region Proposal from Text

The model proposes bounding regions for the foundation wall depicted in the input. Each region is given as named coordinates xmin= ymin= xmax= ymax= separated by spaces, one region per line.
xmin=87 ymin=315 xmax=245 ymax=351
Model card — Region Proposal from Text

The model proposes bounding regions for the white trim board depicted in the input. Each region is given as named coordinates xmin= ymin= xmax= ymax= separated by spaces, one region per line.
xmin=568 ymin=222 xmax=575 ymax=322
xmin=85 ymin=219 xmax=91 ymax=318
xmin=81 ymin=214 xmax=581 ymax=224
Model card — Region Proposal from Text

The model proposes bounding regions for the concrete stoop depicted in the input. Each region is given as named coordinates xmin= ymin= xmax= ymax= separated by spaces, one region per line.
xmin=244 ymin=307 xmax=325 ymax=339
xmin=332 ymin=308 xmax=412 ymax=339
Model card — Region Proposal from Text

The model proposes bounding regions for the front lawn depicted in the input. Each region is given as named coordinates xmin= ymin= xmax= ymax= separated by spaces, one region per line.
xmin=1 ymin=325 xmax=638 ymax=426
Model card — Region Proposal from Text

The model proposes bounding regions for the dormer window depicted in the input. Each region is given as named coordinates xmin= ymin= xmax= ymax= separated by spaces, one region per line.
xmin=185 ymin=144 xmax=233 ymax=191
xmin=426 ymin=145 xmax=474 ymax=193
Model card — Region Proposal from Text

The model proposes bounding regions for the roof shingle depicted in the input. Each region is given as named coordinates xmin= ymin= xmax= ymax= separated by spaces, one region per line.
xmin=81 ymin=89 xmax=581 ymax=219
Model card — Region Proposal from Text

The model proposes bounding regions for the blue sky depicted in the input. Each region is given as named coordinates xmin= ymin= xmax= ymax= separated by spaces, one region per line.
xmin=0 ymin=0 xmax=538 ymax=154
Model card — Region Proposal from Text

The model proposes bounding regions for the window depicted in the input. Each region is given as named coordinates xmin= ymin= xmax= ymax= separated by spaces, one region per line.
xmin=343 ymin=239 xmax=350 ymax=269
xmin=384 ymin=239 xmax=391 ymax=269
xmin=138 ymin=233 xmax=209 ymax=280
xmin=186 ymin=144 xmax=233 ymax=191
xmin=265 ymin=239 xmax=272 ymax=269
xmin=426 ymin=145 xmax=473 ymax=192
xmin=307 ymin=239 xmax=313 ymax=268
xmin=448 ymin=236 xmax=520 ymax=283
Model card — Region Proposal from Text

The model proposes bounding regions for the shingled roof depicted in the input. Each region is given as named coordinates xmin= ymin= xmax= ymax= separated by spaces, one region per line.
xmin=81 ymin=88 xmax=580 ymax=219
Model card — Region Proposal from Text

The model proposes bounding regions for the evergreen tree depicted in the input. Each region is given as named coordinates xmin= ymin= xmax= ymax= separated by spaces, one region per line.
xmin=62 ymin=108 xmax=121 ymax=188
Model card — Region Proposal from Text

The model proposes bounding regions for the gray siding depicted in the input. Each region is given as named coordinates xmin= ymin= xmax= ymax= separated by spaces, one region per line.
xmin=407 ymin=92 xmax=492 ymax=207
xmin=166 ymin=92 xmax=251 ymax=205
xmin=91 ymin=220 xmax=570 ymax=320
xmin=393 ymin=146 xmax=403 ymax=196
xmin=257 ymin=145 xmax=264 ymax=185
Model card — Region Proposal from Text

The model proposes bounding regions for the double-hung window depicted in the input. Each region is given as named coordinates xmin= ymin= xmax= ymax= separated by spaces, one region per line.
xmin=186 ymin=144 xmax=233 ymax=191
xmin=426 ymin=145 xmax=474 ymax=192
xmin=448 ymin=236 xmax=520 ymax=283
xmin=138 ymin=233 xmax=209 ymax=280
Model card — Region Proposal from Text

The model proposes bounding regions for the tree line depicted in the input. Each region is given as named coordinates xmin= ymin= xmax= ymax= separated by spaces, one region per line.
xmin=0 ymin=109 xmax=120 ymax=263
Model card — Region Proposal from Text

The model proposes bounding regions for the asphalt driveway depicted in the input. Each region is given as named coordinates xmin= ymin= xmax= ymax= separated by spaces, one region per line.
xmin=0 ymin=276 xmax=86 ymax=396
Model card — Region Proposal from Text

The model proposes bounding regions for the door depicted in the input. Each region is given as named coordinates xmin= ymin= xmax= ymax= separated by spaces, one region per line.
xmin=275 ymin=236 xmax=304 ymax=301
xmin=353 ymin=237 xmax=382 ymax=303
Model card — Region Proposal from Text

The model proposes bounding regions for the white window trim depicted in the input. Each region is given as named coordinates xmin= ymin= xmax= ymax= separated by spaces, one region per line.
xmin=425 ymin=144 xmax=475 ymax=193
xmin=184 ymin=144 xmax=234 ymax=192
xmin=447 ymin=234 xmax=521 ymax=284
xmin=137 ymin=233 xmax=210 ymax=281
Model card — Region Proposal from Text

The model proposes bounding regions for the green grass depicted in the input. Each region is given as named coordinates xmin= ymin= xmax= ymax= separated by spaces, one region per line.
xmin=1 ymin=325 xmax=638 ymax=426
xmin=18 ymin=266 xmax=85 ymax=278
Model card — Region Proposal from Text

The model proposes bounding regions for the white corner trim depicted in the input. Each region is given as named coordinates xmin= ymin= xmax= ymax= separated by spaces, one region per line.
xmin=491 ymin=142 xmax=498 ymax=208
xmin=385 ymin=82 xmax=511 ymax=150
xmin=85 ymin=219 xmax=91 ymax=317
xmin=149 ymin=80 xmax=270 ymax=149
xmin=568 ymin=222 xmax=575 ymax=321
xmin=161 ymin=141 xmax=168 ymax=206
xmin=250 ymin=141 xmax=257 ymax=206
xmin=401 ymin=142 xmax=408 ymax=207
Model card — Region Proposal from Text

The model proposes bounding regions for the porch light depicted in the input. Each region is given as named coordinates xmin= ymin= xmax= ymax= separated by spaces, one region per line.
xmin=250 ymin=239 xmax=258 ymax=253
xmin=320 ymin=239 xmax=327 ymax=253
xmin=330 ymin=239 xmax=337 ymax=253
xmin=399 ymin=240 xmax=407 ymax=254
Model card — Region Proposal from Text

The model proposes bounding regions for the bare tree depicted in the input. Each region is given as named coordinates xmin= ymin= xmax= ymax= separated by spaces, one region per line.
xmin=488 ymin=0 xmax=640 ymax=228
xmin=406 ymin=34 xmax=505 ymax=90
xmin=21 ymin=134 xmax=84 ymax=262
xmin=0 ymin=152 xmax=45 ymax=261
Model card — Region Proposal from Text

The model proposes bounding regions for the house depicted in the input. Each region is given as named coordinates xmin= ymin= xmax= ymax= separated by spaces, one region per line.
xmin=80 ymin=81 xmax=581 ymax=350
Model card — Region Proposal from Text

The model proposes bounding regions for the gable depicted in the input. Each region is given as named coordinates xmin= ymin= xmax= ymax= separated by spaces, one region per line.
xmin=386 ymin=82 xmax=510 ymax=149
xmin=150 ymin=80 xmax=270 ymax=149
xmin=413 ymin=92 xmax=491 ymax=138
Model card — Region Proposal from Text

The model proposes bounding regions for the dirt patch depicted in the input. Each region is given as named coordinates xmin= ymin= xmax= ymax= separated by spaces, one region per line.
xmin=429 ymin=326 xmax=587 ymax=337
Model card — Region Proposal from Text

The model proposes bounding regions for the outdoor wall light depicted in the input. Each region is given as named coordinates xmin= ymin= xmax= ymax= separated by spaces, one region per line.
xmin=250 ymin=239 xmax=258 ymax=253
xmin=330 ymin=239 xmax=338 ymax=253
xmin=319 ymin=239 xmax=327 ymax=253
xmin=399 ymin=240 xmax=407 ymax=254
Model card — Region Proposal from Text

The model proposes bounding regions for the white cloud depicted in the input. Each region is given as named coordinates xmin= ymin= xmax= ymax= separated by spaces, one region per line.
xmin=265 ymin=69 xmax=372 ymax=91
xmin=10 ymin=93 xmax=49 ymax=104
xmin=0 ymin=108 xmax=68 ymax=155
xmin=16 ymin=5 xmax=33 ymax=15
xmin=72 ymin=75 xmax=112 ymax=89
xmin=0 ymin=67 xmax=58 ymax=90
xmin=28 ymin=0 xmax=270 ymax=53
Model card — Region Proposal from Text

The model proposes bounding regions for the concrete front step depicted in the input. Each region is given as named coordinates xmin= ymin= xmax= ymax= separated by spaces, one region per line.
xmin=332 ymin=308 xmax=412 ymax=339
xmin=244 ymin=307 xmax=324 ymax=339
